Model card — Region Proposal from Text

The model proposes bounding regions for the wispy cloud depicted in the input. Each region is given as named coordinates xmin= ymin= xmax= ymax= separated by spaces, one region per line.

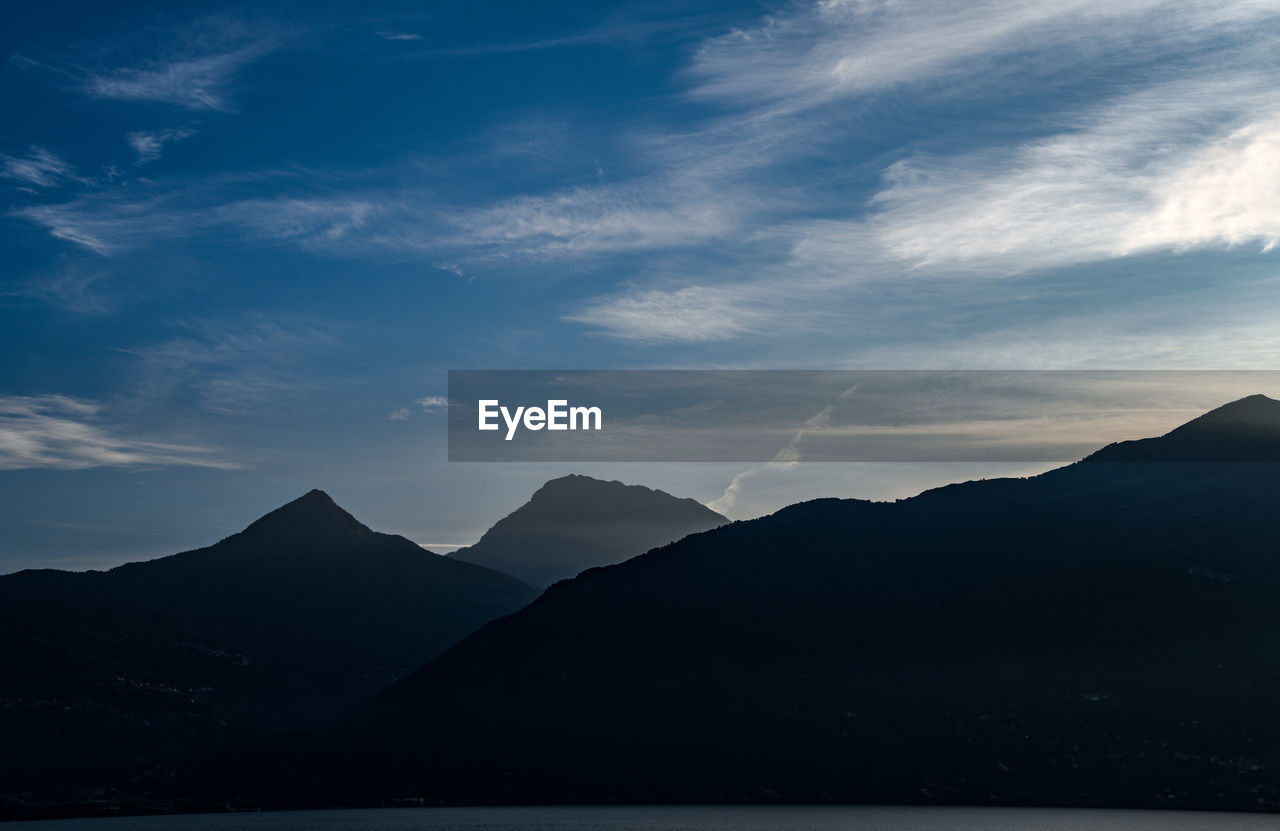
xmin=12 ymin=189 xmax=192 ymax=256
xmin=841 ymin=74 xmax=1280 ymax=276
xmin=0 ymin=146 xmax=85 ymax=189
xmin=687 ymin=0 xmax=1275 ymax=112
xmin=10 ymin=184 xmax=380 ymax=258
xmin=445 ymin=183 xmax=742 ymax=259
xmin=121 ymin=316 xmax=341 ymax=415
xmin=572 ymin=0 xmax=1280 ymax=342
xmin=10 ymin=0 xmax=1280 ymax=351
xmin=14 ymin=16 xmax=279 ymax=112
xmin=0 ymin=395 xmax=239 ymax=470
xmin=376 ymin=31 xmax=422 ymax=41
xmin=84 ymin=47 xmax=262 ymax=110
xmin=127 ymin=127 xmax=196 ymax=163
xmin=0 ymin=264 xmax=114 ymax=315
xmin=388 ymin=396 xmax=447 ymax=421
xmin=566 ymin=285 xmax=764 ymax=343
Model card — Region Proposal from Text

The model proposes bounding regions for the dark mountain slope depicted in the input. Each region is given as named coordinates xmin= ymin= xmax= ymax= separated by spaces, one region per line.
xmin=1088 ymin=393 xmax=1280 ymax=461
xmin=0 ymin=490 xmax=536 ymax=805
xmin=334 ymin=397 xmax=1280 ymax=810
xmin=451 ymin=474 xmax=728 ymax=586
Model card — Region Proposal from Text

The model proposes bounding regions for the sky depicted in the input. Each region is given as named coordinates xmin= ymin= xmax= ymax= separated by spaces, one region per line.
xmin=3 ymin=0 xmax=1280 ymax=572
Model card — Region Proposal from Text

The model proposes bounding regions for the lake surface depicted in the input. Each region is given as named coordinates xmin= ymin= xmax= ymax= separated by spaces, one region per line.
xmin=6 ymin=806 xmax=1279 ymax=831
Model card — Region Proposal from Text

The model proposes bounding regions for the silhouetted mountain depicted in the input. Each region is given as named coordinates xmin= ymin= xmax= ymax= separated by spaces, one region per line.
xmin=450 ymin=474 xmax=728 ymax=586
xmin=1088 ymin=393 xmax=1280 ymax=461
xmin=0 ymin=490 xmax=536 ymax=811
xmin=317 ymin=396 xmax=1280 ymax=811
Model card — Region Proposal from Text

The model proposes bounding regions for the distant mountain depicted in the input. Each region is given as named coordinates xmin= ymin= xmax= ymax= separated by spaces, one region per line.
xmin=324 ymin=396 xmax=1280 ymax=811
xmin=0 ymin=490 xmax=536 ymax=811
xmin=450 ymin=474 xmax=728 ymax=586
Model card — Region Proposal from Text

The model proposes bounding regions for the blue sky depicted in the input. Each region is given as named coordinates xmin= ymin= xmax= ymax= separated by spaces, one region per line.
xmin=3 ymin=0 xmax=1280 ymax=571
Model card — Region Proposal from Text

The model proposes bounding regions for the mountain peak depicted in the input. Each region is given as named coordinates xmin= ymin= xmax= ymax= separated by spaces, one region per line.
xmin=1173 ymin=394 xmax=1280 ymax=432
xmin=533 ymin=474 xmax=645 ymax=497
xmin=237 ymin=489 xmax=372 ymax=544
xmin=1087 ymin=394 xmax=1280 ymax=462
xmin=452 ymin=475 xmax=727 ymax=586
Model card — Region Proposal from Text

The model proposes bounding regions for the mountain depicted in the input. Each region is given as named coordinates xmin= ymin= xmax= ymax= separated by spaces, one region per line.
xmin=0 ymin=490 xmax=536 ymax=812
xmin=450 ymin=474 xmax=728 ymax=586
xmin=319 ymin=396 xmax=1280 ymax=811
xmin=1088 ymin=393 xmax=1280 ymax=461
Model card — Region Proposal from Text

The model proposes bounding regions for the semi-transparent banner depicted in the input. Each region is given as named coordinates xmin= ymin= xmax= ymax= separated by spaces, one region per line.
xmin=447 ymin=370 xmax=1280 ymax=462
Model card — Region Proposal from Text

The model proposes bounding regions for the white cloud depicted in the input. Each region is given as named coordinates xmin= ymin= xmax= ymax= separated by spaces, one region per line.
xmin=447 ymin=183 xmax=742 ymax=259
xmin=376 ymin=31 xmax=422 ymax=41
xmin=417 ymin=396 xmax=448 ymax=412
xmin=566 ymin=285 xmax=763 ymax=343
xmin=0 ymin=146 xmax=82 ymax=188
xmin=846 ymin=75 xmax=1280 ymax=276
xmin=11 ymin=189 xmax=382 ymax=257
xmin=11 ymin=0 xmax=1280 ymax=352
xmin=11 ymin=16 xmax=280 ymax=112
xmin=83 ymin=37 xmax=273 ymax=111
xmin=388 ymin=407 xmax=411 ymax=421
xmin=12 ymin=190 xmax=191 ymax=256
xmin=689 ymin=0 xmax=1277 ymax=112
xmin=0 ymin=395 xmax=239 ymax=470
xmin=127 ymin=128 xmax=196 ymax=164
xmin=216 ymin=196 xmax=381 ymax=244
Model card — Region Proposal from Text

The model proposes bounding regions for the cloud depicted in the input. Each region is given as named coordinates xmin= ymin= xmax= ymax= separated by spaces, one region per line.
xmin=446 ymin=183 xmax=742 ymax=259
xmin=85 ymin=50 xmax=255 ymax=110
xmin=849 ymin=75 xmax=1280 ymax=276
xmin=13 ymin=16 xmax=279 ymax=112
xmin=388 ymin=396 xmax=447 ymax=421
xmin=10 ymin=0 xmax=1280 ymax=354
xmin=688 ymin=0 xmax=1275 ymax=112
xmin=0 ymin=395 xmax=239 ymax=470
xmin=127 ymin=128 xmax=196 ymax=163
xmin=12 ymin=189 xmax=191 ymax=256
xmin=565 ymin=285 xmax=763 ymax=343
xmin=0 ymin=265 xmax=114 ymax=315
xmin=121 ymin=316 xmax=341 ymax=415
xmin=10 ymin=186 xmax=381 ymax=257
xmin=376 ymin=31 xmax=422 ymax=41
xmin=0 ymin=146 xmax=83 ymax=189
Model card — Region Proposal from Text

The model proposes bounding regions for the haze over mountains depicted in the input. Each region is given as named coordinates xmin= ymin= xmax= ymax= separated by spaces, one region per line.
xmin=330 ymin=395 xmax=1280 ymax=810
xmin=0 ymin=490 xmax=535 ymax=808
xmin=450 ymin=474 xmax=728 ymax=586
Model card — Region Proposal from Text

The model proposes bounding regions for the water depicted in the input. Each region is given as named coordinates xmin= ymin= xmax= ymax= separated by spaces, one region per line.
xmin=5 ymin=806 xmax=1278 ymax=831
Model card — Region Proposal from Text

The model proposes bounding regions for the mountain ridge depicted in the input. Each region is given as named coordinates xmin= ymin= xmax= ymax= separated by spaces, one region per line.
xmin=324 ymin=395 xmax=1280 ymax=811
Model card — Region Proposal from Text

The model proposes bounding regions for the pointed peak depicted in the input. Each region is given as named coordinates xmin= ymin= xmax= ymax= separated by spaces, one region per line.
xmin=238 ymin=489 xmax=372 ymax=543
